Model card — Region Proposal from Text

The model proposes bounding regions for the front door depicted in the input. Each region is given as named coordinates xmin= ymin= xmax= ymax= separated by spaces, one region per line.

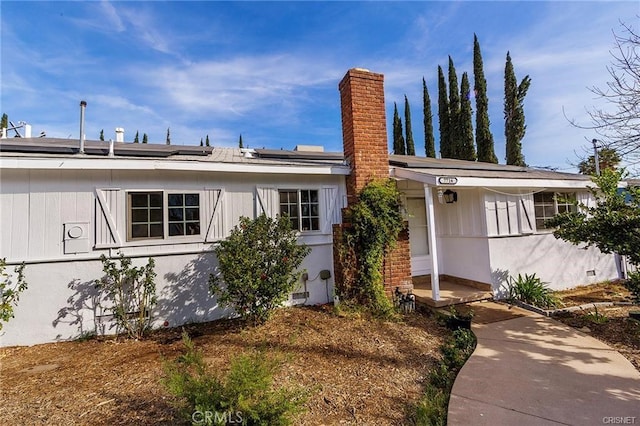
xmin=406 ymin=198 xmax=431 ymax=276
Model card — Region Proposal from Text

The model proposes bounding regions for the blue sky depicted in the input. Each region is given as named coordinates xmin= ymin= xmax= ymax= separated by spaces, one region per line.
xmin=2 ymin=1 xmax=638 ymax=171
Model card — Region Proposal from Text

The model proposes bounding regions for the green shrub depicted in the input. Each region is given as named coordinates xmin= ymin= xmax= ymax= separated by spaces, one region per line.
xmin=95 ymin=253 xmax=157 ymax=339
xmin=506 ymin=273 xmax=559 ymax=309
xmin=414 ymin=328 xmax=476 ymax=425
xmin=210 ymin=214 xmax=310 ymax=325
xmin=624 ymin=271 xmax=640 ymax=304
xmin=163 ymin=332 xmax=307 ymax=425
xmin=582 ymin=305 xmax=609 ymax=324
xmin=0 ymin=258 xmax=27 ymax=330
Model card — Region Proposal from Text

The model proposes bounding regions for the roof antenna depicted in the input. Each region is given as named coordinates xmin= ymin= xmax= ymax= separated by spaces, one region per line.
xmin=79 ymin=100 xmax=87 ymax=154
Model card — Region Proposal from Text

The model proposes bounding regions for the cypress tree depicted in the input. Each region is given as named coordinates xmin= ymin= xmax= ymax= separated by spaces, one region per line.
xmin=438 ymin=65 xmax=451 ymax=158
xmin=99 ymin=129 xmax=104 ymax=141
xmin=474 ymin=34 xmax=498 ymax=163
xmin=1 ymin=113 xmax=8 ymax=130
xmin=205 ymin=135 xmax=210 ymax=147
xmin=459 ymin=72 xmax=477 ymax=161
xmin=392 ymin=103 xmax=406 ymax=155
xmin=448 ymin=56 xmax=461 ymax=158
xmin=238 ymin=134 xmax=244 ymax=148
xmin=142 ymin=133 xmax=148 ymax=144
xmin=504 ymin=51 xmax=531 ymax=166
xmin=134 ymin=131 xmax=139 ymax=143
xmin=166 ymin=127 xmax=171 ymax=145
xmin=423 ymin=78 xmax=436 ymax=158
xmin=200 ymin=138 xmax=203 ymax=147
xmin=404 ymin=95 xmax=416 ymax=155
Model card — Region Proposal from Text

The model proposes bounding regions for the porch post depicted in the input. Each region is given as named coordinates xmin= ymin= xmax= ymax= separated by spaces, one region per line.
xmin=424 ymin=185 xmax=440 ymax=301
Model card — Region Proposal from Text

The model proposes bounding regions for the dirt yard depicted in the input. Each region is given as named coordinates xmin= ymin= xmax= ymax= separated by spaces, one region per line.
xmin=553 ymin=281 xmax=640 ymax=371
xmin=0 ymin=306 xmax=448 ymax=425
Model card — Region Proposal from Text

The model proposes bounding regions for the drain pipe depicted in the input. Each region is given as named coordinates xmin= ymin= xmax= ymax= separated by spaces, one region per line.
xmin=79 ymin=100 xmax=87 ymax=154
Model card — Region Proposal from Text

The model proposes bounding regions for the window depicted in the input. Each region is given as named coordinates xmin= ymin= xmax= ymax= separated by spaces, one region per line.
xmin=534 ymin=192 xmax=576 ymax=229
xmin=127 ymin=191 xmax=201 ymax=241
xmin=168 ymin=193 xmax=201 ymax=236
xmin=279 ymin=189 xmax=320 ymax=231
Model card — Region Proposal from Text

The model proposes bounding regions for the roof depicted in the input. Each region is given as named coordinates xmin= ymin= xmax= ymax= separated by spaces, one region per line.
xmin=389 ymin=155 xmax=594 ymax=189
xmin=0 ymin=138 xmax=350 ymax=175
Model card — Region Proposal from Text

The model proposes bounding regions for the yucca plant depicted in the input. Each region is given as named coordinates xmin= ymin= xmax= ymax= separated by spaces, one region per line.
xmin=506 ymin=273 xmax=559 ymax=309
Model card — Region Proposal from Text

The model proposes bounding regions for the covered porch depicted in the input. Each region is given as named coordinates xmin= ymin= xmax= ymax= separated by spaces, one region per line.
xmin=412 ymin=275 xmax=493 ymax=308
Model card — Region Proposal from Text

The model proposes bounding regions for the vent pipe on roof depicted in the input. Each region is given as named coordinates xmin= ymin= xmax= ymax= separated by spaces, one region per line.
xmin=79 ymin=100 xmax=87 ymax=154
xmin=108 ymin=139 xmax=115 ymax=157
xmin=115 ymin=127 xmax=124 ymax=143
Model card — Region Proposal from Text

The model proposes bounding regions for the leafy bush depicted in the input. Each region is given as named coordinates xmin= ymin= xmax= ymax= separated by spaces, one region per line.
xmin=506 ymin=273 xmax=559 ymax=309
xmin=414 ymin=329 xmax=476 ymax=425
xmin=209 ymin=214 xmax=310 ymax=325
xmin=164 ymin=332 xmax=307 ymax=425
xmin=624 ymin=271 xmax=640 ymax=304
xmin=95 ymin=253 xmax=157 ymax=339
xmin=0 ymin=258 xmax=27 ymax=330
xmin=336 ymin=179 xmax=405 ymax=315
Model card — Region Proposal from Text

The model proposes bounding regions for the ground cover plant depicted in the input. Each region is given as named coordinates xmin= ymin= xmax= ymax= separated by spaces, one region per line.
xmin=505 ymin=273 xmax=559 ymax=309
xmin=0 ymin=258 xmax=27 ymax=330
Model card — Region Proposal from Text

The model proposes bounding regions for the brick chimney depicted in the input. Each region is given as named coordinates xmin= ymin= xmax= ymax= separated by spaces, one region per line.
xmin=335 ymin=68 xmax=413 ymax=300
xmin=339 ymin=68 xmax=390 ymax=203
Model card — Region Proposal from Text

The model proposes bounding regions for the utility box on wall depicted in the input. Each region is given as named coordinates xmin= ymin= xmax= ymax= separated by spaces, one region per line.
xmin=63 ymin=222 xmax=89 ymax=254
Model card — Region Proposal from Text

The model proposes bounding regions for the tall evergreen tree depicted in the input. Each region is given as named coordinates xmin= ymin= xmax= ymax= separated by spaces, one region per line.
xmin=404 ymin=95 xmax=416 ymax=155
xmin=1 ymin=113 xmax=8 ymax=130
xmin=437 ymin=66 xmax=452 ymax=158
xmin=504 ymin=51 xmax=531 ymax=166
xmin=448 ymin=56 xmax=461 ymax=158
xmin=239 ymin=134 xmax=244 ymax=148
xmin=166 ymin=127 xmax=171 ymax=145
xmin=142 ymin=133 xmax=148 ymax=144
xmin=99 ymin=129 xmax=104 ymax=141
xmin=459 ymin=72 xmax=477 ymax=161
xmin=423 ymin=78 xmax=436 ymax=158
xmin=134 ymin=131 xmax=139 ymax=143
xmin=200 ymin=138 xmax=203 ymax=147
xmin=474 ymin=34 xmax=498 ymax=163
xmin=392 ymin=102 xmax=406 ymax=155
xmin=205 ymin=135 xmax=210 ymax=147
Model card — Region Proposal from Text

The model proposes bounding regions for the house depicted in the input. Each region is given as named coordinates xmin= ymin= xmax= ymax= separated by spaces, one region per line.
xmin=0 ymin=68 xmax=622 ymax=346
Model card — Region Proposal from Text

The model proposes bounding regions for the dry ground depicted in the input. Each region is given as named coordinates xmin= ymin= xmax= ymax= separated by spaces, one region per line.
xmin=0 ymin=306 xmax=448 ymax=425
xmin=553 ymin=281 xmax=640 ymax=371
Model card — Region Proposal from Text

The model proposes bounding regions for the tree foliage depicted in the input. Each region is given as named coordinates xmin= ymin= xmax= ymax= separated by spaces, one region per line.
xmin=142 ymin=133 xmax=149 ymax=144
xmin=239 ymin=134 xmax=244 ymax=148
xmin=166 ymin=127 xmax=171 ymax=145
xmin=546 ymin=168 xmax=640 ymax=266
xmin=0 ymin=259 xmax=27 ymax=330
xmin=206 ymin=135 xmax=211 ymax=147
xmin=404 ymin=95 xmax=416 ymax=156
xmin=458 ymin=72 xmax=476 ymax=161
xmin=448 ymin=56 xmax=461 ymax=159
xmin=504 ymin=51 xmax=531 ymax=166
xmin=134 ymin=131 xmax=139 ymax=144
xmin=1 ymin=113 xmax=8 ymax=130
xmin=392 ymin=102 xmax=406 ymax=155
xmin=474 ymin=34 xmax=498 ymax=163
xmin=99 ymin=129 xmax=105 ymax=141
xmin=577 ymin=147 xmax=621 ymax=175
xmin=572 ymin=21 xmax=640 ymax=161
xmin=438 ymin=65 xmax=452 ymax=158
xmin=423 ymin=78 xmax=436 ymax=158
xmin=209 ymin=214 xmax=310 ymax=325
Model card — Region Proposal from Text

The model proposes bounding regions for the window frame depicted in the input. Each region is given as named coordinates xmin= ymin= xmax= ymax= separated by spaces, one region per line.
xmin=126 ymin=190 xmax=204 ymax=242
xmin=533 ymin=191 xmax=577 ymax=231
xmin=278 ymin=188 xmax=321 ymax=233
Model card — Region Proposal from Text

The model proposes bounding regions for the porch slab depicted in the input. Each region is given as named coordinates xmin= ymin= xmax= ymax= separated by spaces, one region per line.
xmin=413 ymin=278 xmax=493 ymax=308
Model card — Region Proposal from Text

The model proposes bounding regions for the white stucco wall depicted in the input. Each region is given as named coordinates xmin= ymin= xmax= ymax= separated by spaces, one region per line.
xmin=0 ymin=168 xmax=344 ymax=347
xmin=488 ymin=234 xmax=619 ymax=296
xmin=437 ymin=236 xmax=492 ymax=284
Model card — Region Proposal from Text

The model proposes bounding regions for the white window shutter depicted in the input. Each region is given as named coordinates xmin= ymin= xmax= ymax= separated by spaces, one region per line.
xmin=95 ymin=188 xmax=122 ymax=248
xmin=577 ymin=191 xmax=594 ymax=212
xmin=256 ymin=187 xmax=279 ymax=218
xmin=517 ymin=193 xmax=535 ymax=234
xmin=321 ymin=186 xmax=342 ymax=234
xmin=204 ymin=189 xmax=225 ymax=242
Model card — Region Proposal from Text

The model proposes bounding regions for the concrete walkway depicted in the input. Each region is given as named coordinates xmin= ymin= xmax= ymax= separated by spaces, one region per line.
xmin=448 ymin=302 xmax=640 ymax=425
